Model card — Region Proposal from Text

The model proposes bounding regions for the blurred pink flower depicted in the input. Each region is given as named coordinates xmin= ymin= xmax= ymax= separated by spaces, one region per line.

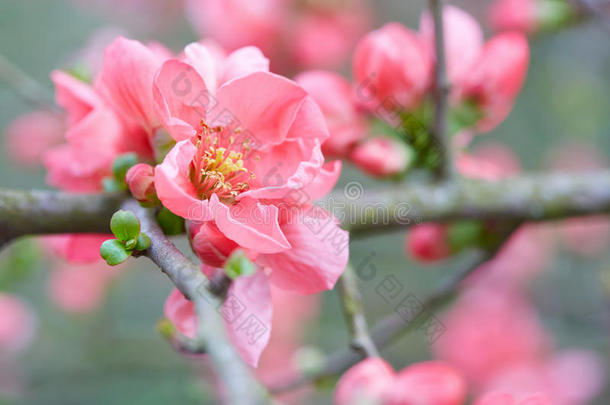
xmin=185 ymin=0 xmax=371 ymax=71
xmin=0 ymin=294 xmax=37 ymax=356
xmin=4 ymin=110 xmax=64 ymax=167
xmin=480 ymin=350 xmax=604 ymax=405
xmin=47 ymin=261 xmax=118 ymax=313
xmin=433 ymin=286 xmax=551 ymax=388
xmin=353 ymin=22 xmax=432 ymax=111
xmin=295 ymin=70 xmax=367 ymax=157
xmin=289 ymin=1 xmax=371 ymax=69
xmin=406 ymin=223 xmax=451 ymax=263
xmin=334 ymin=357 xmax=467 ymax=405
xmin=43 ymin=234 xmax=109 ymax=263
xmin=460 ymin=31 xmax=530 ymax=131
xmin=164 ymin=268 xmax=272 ymax=367
xmin=488 ymin=0 xmax=539 ymax=34
xmin=475 ymin=392 xmax=550 ymax=405
xmin=349 ymin=137 xmax=411 ymax=177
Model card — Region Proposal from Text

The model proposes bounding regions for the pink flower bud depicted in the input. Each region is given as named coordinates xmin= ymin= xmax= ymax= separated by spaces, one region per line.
xmin=353 ymin=23 xmax=432 ymax=111
xmin=406 ymin=223 xmax=451 ymax=262
xmin=0 ymin=294 xmax=37 ymax=355
xmin=349 ymin=137 xmax=411 ymax=177
xmin=188 ymin=221 xmax=240 ymax=267
xmin=461 ymin=32 xmax=529 ymax=131
xmin=125 ymin=163 xmax=157 ymax=204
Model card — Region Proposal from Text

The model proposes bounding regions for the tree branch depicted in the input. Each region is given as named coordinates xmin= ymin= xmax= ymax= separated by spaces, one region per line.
xmin=122 ymin=200 xmax=269 ymax=405
xmin=269 ymin=226 xmax=516 ymax=393
xmin=2 ymin=170 xmax=610 ymax=245
xmin=0 ymin=53 xmax=59 ymax=112
xmin=337 ymin=265 xmax=379 ymax=358
xmin=428 ymin=0 xmax=451 ymax=178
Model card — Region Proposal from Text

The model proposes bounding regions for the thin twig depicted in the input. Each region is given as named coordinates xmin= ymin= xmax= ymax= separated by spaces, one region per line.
xmin=337 ymin=265 xmax=379 ymax=358
xmin=122 ymin=200 xmax=269 ymax=405
xmin=269 ymin=226 xmax=517 ymax=393
xmin=428 ymin=0 xmax=452 ymax=178
xmin=0 ymin=53 xmax=59 ymax=112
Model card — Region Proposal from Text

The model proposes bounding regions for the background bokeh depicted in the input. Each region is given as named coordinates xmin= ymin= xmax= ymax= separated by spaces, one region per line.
xmin=1 ymin=0 xmax=610 ymax=404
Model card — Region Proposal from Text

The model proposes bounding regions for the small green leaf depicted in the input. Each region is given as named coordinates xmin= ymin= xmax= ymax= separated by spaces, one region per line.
xmin=223 ymin=250 xmax=256 ymax=279
xmin=157 ymin=208 xmax=185 ymax=236
xmin=135 ymin=233 xmax=151 ymax=251
xmin=447 ymin=220 xmax=483 ymax=253
xmin=100 ymin=239 xmax=132 ymax=266
xmin=112 ymin=153 xmax=139 ymax=185
xmin=110 ymin=210 xmax=141 ymax=242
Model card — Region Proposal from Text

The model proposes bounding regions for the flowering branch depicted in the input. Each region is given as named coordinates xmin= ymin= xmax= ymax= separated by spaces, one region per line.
xmin=428 ymin=0 xmax=452 ymax=178
xmin=270 ymin=226 xmax=516 ymax=393
xmin=337 ymin=265 xmax=379 ymax=358
xmin=114 ymin=200 xmax=269 ymax=405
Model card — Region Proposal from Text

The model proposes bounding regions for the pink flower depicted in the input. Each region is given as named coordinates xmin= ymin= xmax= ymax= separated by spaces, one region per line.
xmin=460 ymin=31 xmax=530 ymax=131
xmin=126 ymin=163 xmax=157 ymax=205
xmin=406 ymin=223 xmax=451 ymax=262
xmin=44 ymin=70 xmax=125 ymax=192
xmin=152 ymin=52 xmax=347 ymax=294
xmin=480 ymin=350 xmax=604 ymax=405
xmin=164 ymin=268 xmax=272 ymax=367
xmin=295 ymin=70 xmax=367 ymax=157
xmin=456 ymin=142 xmax=521 ymax=180
xmin=47 ymin=261 xmax=118 ymax=313
xmin=334 ymin=357 xmax=467 ymax=405
xmin=4 ymin=110 xmax=64 ymax=167
xmin=433 ymin=286 xmax=550 ymax=388
xmin=420 ymin=5 xmax=484 ymax=92
xmin=475 ymin=392 xmax=550 ymax=405
xmin=185 ymin=0 xmax=284 ymax=57
xmin=489 ymin=0 xmax=539 ymax=34
xmin=353 ymin=23 xmax=432 ymax=111
xmin=43 ymin=234 xmax=110 ymax=263
xmin=290 ymin=1 xmax=371 ymax=69
xmin=0 ymin=294 xmax=37 ymax=356
xmin=349 ymin=137 xmax=411 ymax=177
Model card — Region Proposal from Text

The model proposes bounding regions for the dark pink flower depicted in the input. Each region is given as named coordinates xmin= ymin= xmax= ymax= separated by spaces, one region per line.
xmin=406 ymin=223 xmax=451 ymax=262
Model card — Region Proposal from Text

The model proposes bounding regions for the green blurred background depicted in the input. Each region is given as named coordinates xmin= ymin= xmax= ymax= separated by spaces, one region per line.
xmin=1 ymin=0 xmax=609 ymax=404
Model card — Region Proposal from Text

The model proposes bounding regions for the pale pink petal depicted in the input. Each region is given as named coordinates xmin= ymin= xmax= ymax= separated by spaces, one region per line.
xmin=220 ymin=46 xmax=269 ymax=85
xmin=96 ymin=37 xmax=165 ymax=132
xmin=261 ymin=206 xmax=348 ymax=294
xmin=420 ymin=5 xmax=484 ymax=90
xmin=51 ymin=70 xmax=98 ymax=126
xmin=223 ymin=270 xmax=272 ymax=367
xmin=0 ymin=294 xmax=37 ymax=355
xmin=386 ymin=361 xmax=467 ymax=405
xmin=210 ymin=195 xmax=290 ymax=254
xmin=154 ymin=140 xmax=213 ymax=221
xmin=183 ymin=42 xmax=220 ymax=91
xmin=5 ymin=110 xmax=64 ymax=167
xmin=213 ymin=72 xmax=308 ymax=149
xmin=153 ymin=60 xmax=208 ymax=141
xmin=44 ymin=234 xmax=110 ymax=263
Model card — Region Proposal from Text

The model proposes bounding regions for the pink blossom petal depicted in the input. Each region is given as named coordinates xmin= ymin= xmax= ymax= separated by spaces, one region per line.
xmin=97 ymin=37 xmax=165 ymax=132
xmin=154 ymin=139 xmax=213 ymax=221
xmin=261 ymin=206 xmax=348 ymax=294
xmin=334 ymin=357 xmax=395 ymax=405
xmin=210 ymin=195 xmax=290 ymax=254
xmin=153 ymin=60 xmax=208 ymax=141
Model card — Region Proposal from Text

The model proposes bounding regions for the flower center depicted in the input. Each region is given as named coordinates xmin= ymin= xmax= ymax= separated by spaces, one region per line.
xmin=190 ymin=122 xmax=256 ymax=203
